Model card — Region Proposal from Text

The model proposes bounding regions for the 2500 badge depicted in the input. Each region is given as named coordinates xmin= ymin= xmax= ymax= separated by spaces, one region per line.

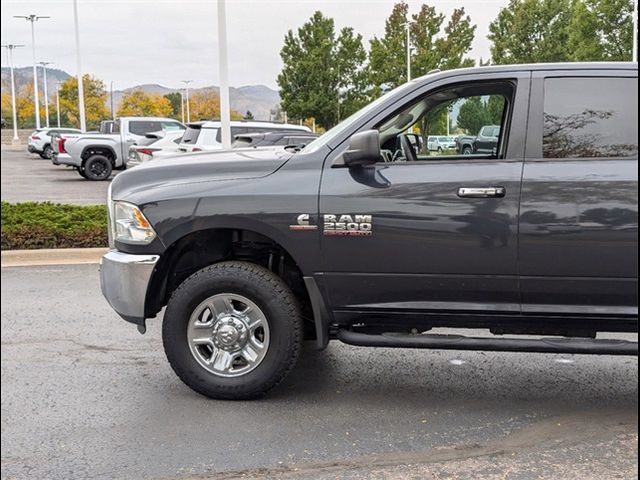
xmin=323 ymin=214 xmax=373 ymax=237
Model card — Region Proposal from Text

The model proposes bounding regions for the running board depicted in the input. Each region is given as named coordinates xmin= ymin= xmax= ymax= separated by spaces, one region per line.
xmin=337 ymin=330 xmax=638 ymax=356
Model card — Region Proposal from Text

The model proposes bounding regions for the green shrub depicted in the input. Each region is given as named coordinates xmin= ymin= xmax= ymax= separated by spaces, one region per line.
xmin=1 ymin=202 xmax=108 ymax=250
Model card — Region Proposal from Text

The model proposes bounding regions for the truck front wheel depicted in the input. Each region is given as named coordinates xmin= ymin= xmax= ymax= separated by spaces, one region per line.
xmin=83 ymin=155 xmax=112 ymax=181
xmin=462 ymin=145 xmax=473 ymax=155
xmin=162 ymin=261 xmax=304 ymax=400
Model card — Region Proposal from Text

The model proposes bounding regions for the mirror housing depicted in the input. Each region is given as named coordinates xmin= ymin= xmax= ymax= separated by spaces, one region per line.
xmin=333 ymin=130 xmax=381 ymax=168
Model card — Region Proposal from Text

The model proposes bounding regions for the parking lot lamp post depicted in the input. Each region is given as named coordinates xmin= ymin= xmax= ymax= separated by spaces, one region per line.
xmin=110 ymin=81 xmax=115 ymax=120
xmin=39 ymin=61 xmax=53 ymax=127
xmin=634 ymin=0 xmax=638 ymax=62
xmin=73 ymin=0 xmax=86 ymax=131
xmin=56 ymin=82 xmax=61 ymax=127
xmin=217 ymin=0 xmax=232 ymax=149
xmin=1 ymin=44 xmax=24 ymax=143
xmin=14 ymin=15 xmax=49 ymax=129
xmin=180 ymin=91 xmax=185 ymax=124
xmin=405 ymin=22 xmax=411 ymax=82
xmin=181 ymin=80 xmax=192 ymax=123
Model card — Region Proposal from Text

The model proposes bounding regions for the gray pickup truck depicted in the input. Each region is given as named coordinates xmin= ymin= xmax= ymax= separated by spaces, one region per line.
xmin=456 ymin=125 xmax=501 ymax=155
xmin=100 ymin=62 xmax=638 ymax=400
xmin=52 ymin=117 xmax=185 ymax=180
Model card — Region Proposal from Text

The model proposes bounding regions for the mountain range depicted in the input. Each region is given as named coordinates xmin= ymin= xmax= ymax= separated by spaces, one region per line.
xmin=0 ymin=67 xmax=280 ymax=120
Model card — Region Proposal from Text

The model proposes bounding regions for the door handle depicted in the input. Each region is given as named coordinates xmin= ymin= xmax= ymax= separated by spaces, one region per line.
xmin=457 ymin=187 xmax=506 ymax=198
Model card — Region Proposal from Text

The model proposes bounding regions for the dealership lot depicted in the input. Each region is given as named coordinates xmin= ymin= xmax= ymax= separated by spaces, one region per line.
xmin=1 ymin=148 xmax=114 ymax=205
xmin=1 ymin=264 xmax=637 ymax=479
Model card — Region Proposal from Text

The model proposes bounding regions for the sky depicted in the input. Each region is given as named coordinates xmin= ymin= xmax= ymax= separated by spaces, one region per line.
xmin=1 ymin=0 xmax=509 ymax=91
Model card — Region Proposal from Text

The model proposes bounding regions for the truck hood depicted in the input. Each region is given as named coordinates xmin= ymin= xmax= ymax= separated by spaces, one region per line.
xmin=110 ymin=147 xmax=293 ymax=201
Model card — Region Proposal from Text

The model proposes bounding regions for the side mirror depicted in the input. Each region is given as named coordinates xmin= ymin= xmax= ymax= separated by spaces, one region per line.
xmin=333 ymin=130 xmax=381 ymax=168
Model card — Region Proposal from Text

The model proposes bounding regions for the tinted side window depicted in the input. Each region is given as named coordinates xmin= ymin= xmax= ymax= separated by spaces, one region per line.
xmin=161 ymin=121 xmax=185 ymax=131
xmin=543 ymin=77 xmax=638 ymax=159
xmin=181 ymin=126 xmax=201 ymax=144
xmin=129 ymin=121 xmax=162 ymax=136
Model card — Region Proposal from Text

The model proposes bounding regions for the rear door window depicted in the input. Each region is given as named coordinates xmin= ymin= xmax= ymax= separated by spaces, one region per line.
xmin=129 ymin=121 xmax=162 ymax=136
xmin=160 ymin=121 xmax=185 ymax=132
xmin=543 ymin=77 xmax=638 ymax=158
xmin=181 ymin=126 xmax=201 ymax=144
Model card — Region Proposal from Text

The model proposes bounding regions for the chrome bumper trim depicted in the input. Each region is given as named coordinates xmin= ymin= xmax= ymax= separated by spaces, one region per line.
xmin=99 ymin=250 xmax=160 ymax=324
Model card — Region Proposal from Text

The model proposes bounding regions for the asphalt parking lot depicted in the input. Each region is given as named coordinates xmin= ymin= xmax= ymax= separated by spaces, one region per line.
xmin=1 ymin=264 xmax=637 ymax=479
xmin=1 ymin=148 xmax=115 ymax=205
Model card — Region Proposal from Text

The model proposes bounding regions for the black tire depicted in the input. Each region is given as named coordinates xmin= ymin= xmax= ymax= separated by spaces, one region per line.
xmin=437 ymin=147 xmax=443 ymax=154
xmin=83 ymin=155 xmax=112 ymax=181
xmin=462 ymin=145 xmax=473 ymax=155
xmin=77 ymin=167 xmax=88 ymax=178
xmin=40 ymin=145 xmax=53 ymax=159
xmin=163 ymin=261 xmax=304 ymax=400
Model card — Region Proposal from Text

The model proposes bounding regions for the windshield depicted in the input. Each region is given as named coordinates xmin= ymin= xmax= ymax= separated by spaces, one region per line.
xmin=301 ymin=82 xmax=415 ymax=154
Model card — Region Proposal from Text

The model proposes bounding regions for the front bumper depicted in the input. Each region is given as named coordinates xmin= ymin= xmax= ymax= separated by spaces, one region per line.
xmin=99 ymin=250 xmax=160 ymax=328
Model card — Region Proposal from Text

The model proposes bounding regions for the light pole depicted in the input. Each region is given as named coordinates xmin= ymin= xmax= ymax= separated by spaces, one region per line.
xmin=38 ymin=61 xmax=53 ymax=127
xmin=405 ymin=21 xmax=411 ymax=82
xmin=180 ymin=91 xmax=185 ymax=123
xmin=1 ymin=44 xmax=24 ymax=143
xmin=181 ymin=80 xmax=192 ymax=123
xmin=73 ymin=0 xmax=86 ymax=131
xmin=55 ymin=81 xmax=61 ymax=127
xmin=14 ymin=14 xmax=50 ymax=129
xmin=633 ymin=0 xmax=638 ymax=62
xmin=110 ymin=81 xmax=115 ymax=120
xmin=217 ymin=0 xmax=232 ymax=149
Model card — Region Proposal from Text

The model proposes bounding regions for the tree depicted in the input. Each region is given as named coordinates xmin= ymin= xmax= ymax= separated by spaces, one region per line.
xmin=58 ymin=75 xmax=110 ymax=130
xmin=164 ymin=92 xmax=183 ymax=120
xmin=489 ymin=0 xmax=573 ymax=64
xmin=1 ymin=93 xmax=12 ymax=127
xmin=369 ymin=2 xmax=476 ymax=92
xmin=188 ymin=89 xmax=243 ymax=121
xmin=277 ymin=11 xmax=369 ymax=129
xmin=13 ymin=83 xmax=47 ymax=128
xmin=243 ymin=110 xmax=254 ymax=120
xmin=368 ymin=3 xmax=409 ymax=91
xmin=457 ymin=96 xmax=505 ymax=135
xmin=489 ymin=0 xmax=634 ymax=64
xmin=117 ymin=89 xmax=172 ymax=117
xmin=568 ymin=0 xmax=634 ymax=61
xmin=335 ymin=27 xmax=370 ymax=121
xmin=457 ymin=97 xmax=487 ymax=135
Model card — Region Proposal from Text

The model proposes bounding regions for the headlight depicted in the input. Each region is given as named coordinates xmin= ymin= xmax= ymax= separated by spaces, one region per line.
xmin=111 ymin=201 xmax=157 ymax=245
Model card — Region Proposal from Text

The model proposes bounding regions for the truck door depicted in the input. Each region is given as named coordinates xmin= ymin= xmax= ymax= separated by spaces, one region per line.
xmin=519 ymin=71 xmax=638 ymax=318
xmin=317 ymin=73 xmax=530 ymax=324
xmin=475 ymin=126 xmax=500 ymax=154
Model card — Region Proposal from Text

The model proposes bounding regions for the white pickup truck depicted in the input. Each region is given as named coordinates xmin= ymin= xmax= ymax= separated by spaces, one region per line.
xmin=52 ymin=117 xmax=185 ymax=180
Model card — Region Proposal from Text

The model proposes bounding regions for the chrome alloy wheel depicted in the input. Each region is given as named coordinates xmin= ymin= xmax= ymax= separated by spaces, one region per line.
xmin=187 ymin=293 xmax=270 ymax=377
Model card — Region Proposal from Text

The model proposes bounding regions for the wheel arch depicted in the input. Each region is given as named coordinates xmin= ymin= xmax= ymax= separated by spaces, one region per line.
xmin=80 ymin=145 xmax=117 ymax=166
xmin=144 ymin=224 xmax=330 ymax=347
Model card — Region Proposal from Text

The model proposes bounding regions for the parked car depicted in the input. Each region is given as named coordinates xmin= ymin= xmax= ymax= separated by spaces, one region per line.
xmin=27 ymin=127 xmax=83 ymax=159
xmin=456 ymin=125 xmax=501 ymax=155
xmin=52 ymin=117 xmax=185 ymax=180
xmin=178 ymin=120 xmax=312 ymax=152
xmin=232 ymin=131 xmax=319 ymax=149
xmin=127 ymin=130 xmax=185 ymax=167
xmin=101 ymin=63 xmax=638 ymax=400
xmin=426 ymin=135 xmax=457 ymax=153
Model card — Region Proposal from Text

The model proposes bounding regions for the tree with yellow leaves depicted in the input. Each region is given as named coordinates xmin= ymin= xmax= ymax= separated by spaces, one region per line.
xmin=188 ymin=89 xmax=243 ymax=122
xmin=58 ymin=75 xmax=110 ymax=130
xmin=117 ymin=89 xmax=173 ymax=117
xmin=13 ymin=83 xmax=48 ymax=128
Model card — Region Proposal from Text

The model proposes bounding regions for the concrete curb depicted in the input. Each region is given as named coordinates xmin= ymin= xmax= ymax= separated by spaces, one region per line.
xmin=1 ymin=247 xmax=109 ymax=267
